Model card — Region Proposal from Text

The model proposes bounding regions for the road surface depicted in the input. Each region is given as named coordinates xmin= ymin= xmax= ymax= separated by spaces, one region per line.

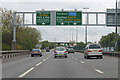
xmin=2 ymin=50 xmax=118 ymax=78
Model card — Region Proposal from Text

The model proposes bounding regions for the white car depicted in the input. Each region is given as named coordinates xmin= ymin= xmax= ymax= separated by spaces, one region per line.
xmin=54 ymin=47 xmax=68 ymax=58
xmin=84 ymin=44 xmax=103 ymax=59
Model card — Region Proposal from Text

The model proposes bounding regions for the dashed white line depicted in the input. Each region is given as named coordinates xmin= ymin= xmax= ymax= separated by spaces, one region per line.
xmin=43 ymin=59 xmax=46 ymax=61
xmin=46 ymin=57 xmax=49 ymax=59
xmin=72 ymin=57 xmax=74 ymax=58
xmin=95 ymin=69 xmax=104 ymax=74
xmin=81 ymin=61 xmax=84 ymax=64
xmin=36 ymin=62 xmax=42 ymax=66
xmin=18 ymin=67 xmax=34 ymax=78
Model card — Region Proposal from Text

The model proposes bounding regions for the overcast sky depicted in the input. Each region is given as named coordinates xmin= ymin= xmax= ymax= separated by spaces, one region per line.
xmin=1 ymin=0 xmax=120 ymax=43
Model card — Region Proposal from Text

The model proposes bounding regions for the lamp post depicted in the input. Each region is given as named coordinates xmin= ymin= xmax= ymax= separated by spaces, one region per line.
xmin=115 ymin=0 xmax=118 ymax=51
xmin=83 ymin=7 xmax=89 ymax=45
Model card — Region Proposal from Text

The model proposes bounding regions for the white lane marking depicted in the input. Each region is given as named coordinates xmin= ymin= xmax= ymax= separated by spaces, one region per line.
xmin=95 ymin=69 xmax=104 ymax=74
xmin=18 ymin=67 xmax=34 ymax=78
xmin=72 ymin=57 xmax=74 ymax=58
xmin=43 ymin=59 xmax=46 ymax=61
xmin=46 ymin=57 xmax=49 ymax=59
xmin=36 ymin=62 xmax=42 ymax=66
xmin=81 ymin=61 xmax=84 ymax=64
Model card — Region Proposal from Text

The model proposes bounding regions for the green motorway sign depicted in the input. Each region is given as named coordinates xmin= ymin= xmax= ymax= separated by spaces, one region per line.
xmin=56 ymin=12 xmax=82 ymax=25
xmin=36 ymin=11 xmax=50 ymax=25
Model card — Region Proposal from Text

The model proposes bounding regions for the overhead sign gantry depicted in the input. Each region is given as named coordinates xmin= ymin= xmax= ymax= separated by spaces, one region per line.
xmin=36 ymin=10 xmax=82 ymax=26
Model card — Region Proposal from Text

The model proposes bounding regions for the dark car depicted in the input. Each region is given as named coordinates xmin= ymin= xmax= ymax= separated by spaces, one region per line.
xmin=67 ymin=48 xmax=75 ymax=54
xmin=45 ymin=48 xmax=50 ymax=52
xmin=31 ymin=49 xmax=42 ymax=57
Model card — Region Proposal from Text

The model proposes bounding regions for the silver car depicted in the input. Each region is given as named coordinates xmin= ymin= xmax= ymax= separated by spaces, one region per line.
xmin=54 ymin=47 xmax=68 ymax=58
xmin=84 ymin=44 xmax=103 ymax=59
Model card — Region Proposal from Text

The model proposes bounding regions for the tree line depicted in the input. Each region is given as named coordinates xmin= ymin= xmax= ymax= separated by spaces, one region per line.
xmin=0 ymin=8 xmax=41 ymax=50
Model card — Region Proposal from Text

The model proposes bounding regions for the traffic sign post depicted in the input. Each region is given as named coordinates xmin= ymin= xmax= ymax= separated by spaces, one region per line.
xmin=56 ymin=12 xmax=82 ymax=25
xmin=36 ymin=11 xmax=50 ymax=25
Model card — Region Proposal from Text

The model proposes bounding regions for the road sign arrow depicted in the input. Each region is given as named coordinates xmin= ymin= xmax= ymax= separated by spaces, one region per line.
xmin=42 ymin=22 xmax=45 ymax=25
xmin=61 ymin=22 xmax=64 ymax=25
xmin=74 ymin=22 xmax=77 ymax=25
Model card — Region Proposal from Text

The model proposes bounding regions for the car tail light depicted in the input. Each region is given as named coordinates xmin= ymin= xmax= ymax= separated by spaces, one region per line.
xmin=64 ymin=51 xmax=68 ymax=53
xmin=98 ymin=50 xmax=103 ymax=52
xmin=87 ymin=50 xmax=92 ymax=52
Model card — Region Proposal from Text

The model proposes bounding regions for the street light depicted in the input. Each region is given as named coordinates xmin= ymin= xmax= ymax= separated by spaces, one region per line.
xmin=83 ymin=7 xmax=89 ymax=45
xmin=115 ymin=0 xmax=118 ymax=51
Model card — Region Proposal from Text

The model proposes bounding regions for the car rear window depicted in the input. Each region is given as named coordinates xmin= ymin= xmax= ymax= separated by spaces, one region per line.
xmin=32 ymin=49 xmax=39 ymax=51
xmin=55 ymin=48 xmax=66 ymax=51
xmin=89 ymin=44 xmax=101 ymax=49
xmin=68 ymin=48 xmax=73 ymax=50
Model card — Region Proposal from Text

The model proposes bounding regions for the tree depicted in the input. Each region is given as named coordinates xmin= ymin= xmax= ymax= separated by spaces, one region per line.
xmin=0 ymin=8 xmax=42 ymax=50
xmin=99 ymin=32 xmax=120 ymax=51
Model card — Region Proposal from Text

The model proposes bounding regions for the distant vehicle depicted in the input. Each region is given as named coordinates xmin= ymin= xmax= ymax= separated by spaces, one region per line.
xmin=67 ymin=48 xmax=75 ymax=54
xmin=54 ymin=47 xmax=68 ymax=58
xmin=45 ymin=48 xmax=50 ymax=52
xmin=31 ymin=49 xmax=42 ymax=57
xmin=84 ymin=44 xmax=103 ymax=59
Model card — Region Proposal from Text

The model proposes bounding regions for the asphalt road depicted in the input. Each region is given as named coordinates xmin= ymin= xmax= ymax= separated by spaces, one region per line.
xmin=2 ymin=50 xmax=118 ymax=78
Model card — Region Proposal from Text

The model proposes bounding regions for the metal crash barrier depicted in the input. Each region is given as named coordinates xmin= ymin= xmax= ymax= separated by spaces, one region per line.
xmin=1 ymin=50 xmax=30 ymax=59
xmin=103 ymin=52 xmax=120 ymax=57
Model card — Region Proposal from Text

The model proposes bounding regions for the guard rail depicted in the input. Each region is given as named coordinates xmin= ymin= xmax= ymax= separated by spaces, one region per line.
xmin=1 ymin=50 xmax=30 ymax=59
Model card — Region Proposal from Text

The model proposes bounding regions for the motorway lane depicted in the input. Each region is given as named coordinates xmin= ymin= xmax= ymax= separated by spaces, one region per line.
xmin=2 ymin=52 xmax=52 ymax=78
xmin=2 ymin=51 xmax=118 ymax=78
xmin=69 ymin=53 xmax=118 ymax=78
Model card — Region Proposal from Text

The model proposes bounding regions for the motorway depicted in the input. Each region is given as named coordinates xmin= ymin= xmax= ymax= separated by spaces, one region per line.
xmin=2 ymin=50 xmax=118 ymax=78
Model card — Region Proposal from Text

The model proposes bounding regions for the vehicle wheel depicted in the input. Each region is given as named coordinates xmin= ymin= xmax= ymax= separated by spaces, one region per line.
xmin=65 ymin=56 xmax=67 ymax=58
xmin=40 ymin=55 xmax=42 ymax=57
xmin=54 ymin=56 xmax=56 ymax=58
xmin=84 ymin=56 xmax=86 ymax=59
xmin=31 ymin=55 xmax=34 ymax=57
xmin=100 ymin=56 xmax=102 ymax=59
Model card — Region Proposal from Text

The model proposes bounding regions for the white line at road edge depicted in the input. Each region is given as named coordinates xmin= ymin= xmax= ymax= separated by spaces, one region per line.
xmin=43 ymin=59 xmax=46 ymax=61
xmin=36 ymin=62 xmax=42 ymax=66
xmin=95 ymin=69 xmax=104 ymax=74
xmin=81 ymin=61 xmax=84 ymax=64
xmin=18 ymin=67 xmax=34 ymax=78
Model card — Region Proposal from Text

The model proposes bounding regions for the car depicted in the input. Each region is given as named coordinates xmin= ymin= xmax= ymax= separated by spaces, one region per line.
xmin=45 ymin=48 xmax=50 ymax=52
xmin=54 ymin=47 xmax=68 ymax=58
xmin=31 ymin=49 xmax=42 ymax=57
xmin=67 ymin=48 xmax=75 ymax=54
xmin=84 ymin=44 xmax=103 ymax=59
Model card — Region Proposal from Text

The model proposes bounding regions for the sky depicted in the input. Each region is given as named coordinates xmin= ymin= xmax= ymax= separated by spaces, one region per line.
xmin=1 ymin=0 xmax=120 ymax=43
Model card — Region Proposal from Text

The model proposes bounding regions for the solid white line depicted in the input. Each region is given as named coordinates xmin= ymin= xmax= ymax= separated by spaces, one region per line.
xmin=18 ymin=67 xmax=34 ymax=78
xmin=43 ymin=59 xmax=46 ymax=61
xmin=36 ymin=62 xmax=42 ymax=66
xmin=95 ymin=69 xmax=104 ymax=74
xmin=81 ymin=61 xmax=84 ymax=64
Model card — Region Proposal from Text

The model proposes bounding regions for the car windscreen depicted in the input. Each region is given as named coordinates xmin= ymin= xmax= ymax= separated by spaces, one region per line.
xmin=89 ymin=45 xmax=101 ymax=49
xmin=55 ymin=48 xmax=66 ymax=51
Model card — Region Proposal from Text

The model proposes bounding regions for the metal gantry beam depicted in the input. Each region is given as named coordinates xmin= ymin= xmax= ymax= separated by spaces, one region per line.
xmin=14 ymin=11 xmax=107 ymax=26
